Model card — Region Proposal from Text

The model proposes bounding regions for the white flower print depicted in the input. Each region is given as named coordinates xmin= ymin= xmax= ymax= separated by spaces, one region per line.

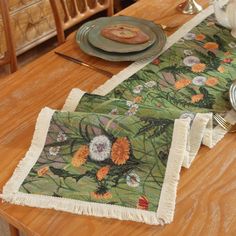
xmin=177 ymin=38 xmax=185 ymax=44
xmin=126 ymin=104 xmax=139 ymax=116
xmin=180 ymin=112 xmax=196 ymax=121
xmin=126 ymin=172 xmax=140 ymax=187
xmin=133 ymin=85 xmax=143 ymax=94
xmin=183 ymin=56 xmax=200 ymax=67
xmin=228 ymin=41 xmax=236 ymax=48
xmin=184 ymin=49 xmax=193 ymax=56
xmin=49 ymin=146 xmax=60 ymax=156
xmin=56 ymin=132 xmax=67 ymax=142
xmin=89 ymin=135 xmax=111 ymax=161
xmin=145 ymin=80 xmax=157 ymax=88
xmin=184 ymin=32 xmax=196 ymax=40
xmin=192 ymin=76 xmax=207 ymax=86
xmin=207 ymin=21 xmax=215 ymax=27
xmin=126 ymin=100 xmax=134 ymax=107
xmin=110 ymin=108 xmax=118 ymax=115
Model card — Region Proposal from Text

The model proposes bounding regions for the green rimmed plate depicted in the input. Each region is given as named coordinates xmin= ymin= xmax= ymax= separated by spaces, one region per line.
xmin=76 ymin=16 xmax=166 ymax=62
xmin=87 ymin=17 xmax=156 ymax=53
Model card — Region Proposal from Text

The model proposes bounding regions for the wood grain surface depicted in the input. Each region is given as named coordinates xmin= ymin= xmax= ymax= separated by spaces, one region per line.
xmin=0 ymin=0 xmax=236 ymax=235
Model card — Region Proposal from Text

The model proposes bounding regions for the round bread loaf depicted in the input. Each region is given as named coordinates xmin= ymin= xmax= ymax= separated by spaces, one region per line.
xmin=101 ymin=24 xmax=150 ymax=44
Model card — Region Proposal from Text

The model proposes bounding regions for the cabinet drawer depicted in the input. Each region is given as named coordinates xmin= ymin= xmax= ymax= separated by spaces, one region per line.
xmin=0 ymin=0 xmax=56 ymax=56
xmin=9 ymin=0 xmax=41 ymax=12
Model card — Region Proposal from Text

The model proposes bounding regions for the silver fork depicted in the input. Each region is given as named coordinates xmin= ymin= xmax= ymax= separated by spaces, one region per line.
xmin=213 ymin=113 xmax=236 ymax=133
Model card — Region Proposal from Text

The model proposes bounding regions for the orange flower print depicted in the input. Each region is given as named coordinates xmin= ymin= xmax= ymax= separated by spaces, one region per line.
xmin=96 ymin=166 xmax=110 ymax=181
xmin=195 ymin=34 xmax=205 ymax=41
xmin=111 ymin=137 xmax=130 ymax=165
xmin=224 ymin=51 xmax=231 ymax=56
xmin=223 ymin=58 xmax=233 ymax=64
xmin=217 ymin=66 xmax=225 ymax=73
xmin=71 ymin=145 xmax=89 ymax=168
xmin=205 ymin=77 xmax=218 ymax=86
xmin=152 ymin=58 xmax=160 ymax=65
xmin=203 ymin=42 xmax=219 ymax=50
xmin=207 ymin=22 xmax=215 ymax=27
xmin=91 ymin=191 xmax=112 ymax=200
xmin=175 ymin=78 xmax=191 ymax=90
xmin=191 ymin=63 xmax=206 ymax=73
xmin=37 ymin=166 xmax=49 ymax=176
xmin=133 ymin=96 xmax=142 ymax=103
xmin=191 ymin=94 xmax=204 ymax=103
xmin=126 ymin=104 xmax=139 ymax=116
xmin=137 ymin=196 xmax=149 ymax=210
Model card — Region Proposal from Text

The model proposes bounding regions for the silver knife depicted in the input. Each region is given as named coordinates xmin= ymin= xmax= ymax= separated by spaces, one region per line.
xmin=55 ymin=51 xmax=113 ymax=77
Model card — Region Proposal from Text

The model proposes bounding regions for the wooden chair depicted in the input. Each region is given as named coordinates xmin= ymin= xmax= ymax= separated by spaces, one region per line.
xmin=0 ymin=0 xmax=17 ymax=73
xmin=50 ymin=0 xmax=114 ymax=45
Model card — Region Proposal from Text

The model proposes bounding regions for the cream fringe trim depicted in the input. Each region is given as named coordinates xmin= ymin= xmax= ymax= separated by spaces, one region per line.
xmin=156 ymin=118 xmax=190 ymax=223
xmin=1 ymin=108 xmax=54 ymax=194
xmin=63 ymin=89 xmax=85 ymax=112
xmin=63 ymin=88 xmax=91 ymax=111
xmin=203 ymin=109 xmax=236 ymax=148
xmin=1 ymin=108 xmax=191 ymax=225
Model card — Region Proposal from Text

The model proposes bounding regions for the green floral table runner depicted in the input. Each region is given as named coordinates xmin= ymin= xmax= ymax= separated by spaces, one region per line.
xmin=67 ymin=14 xmax=236 ymax=114
xmin=63 ymin=11 xmax=236 ymax=166
xmin=2 ymin=7 xmax=236 ymax=225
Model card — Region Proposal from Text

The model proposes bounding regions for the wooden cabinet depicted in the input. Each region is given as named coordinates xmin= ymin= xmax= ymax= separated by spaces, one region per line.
xmin=0 ymin=0 xmax=56 ymax=56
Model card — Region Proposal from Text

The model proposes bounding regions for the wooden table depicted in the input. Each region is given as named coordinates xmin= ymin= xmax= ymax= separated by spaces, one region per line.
xmin=1 ymin=0 xmax=236 ymax=235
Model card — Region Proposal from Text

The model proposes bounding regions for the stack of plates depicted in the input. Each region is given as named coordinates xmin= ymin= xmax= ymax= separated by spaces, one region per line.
xmin=76 ymin=16 xmax=166 ymax=61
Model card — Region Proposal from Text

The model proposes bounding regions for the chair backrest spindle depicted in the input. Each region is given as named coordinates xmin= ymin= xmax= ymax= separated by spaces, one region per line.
xmin=72 ymin=0 xmax=80 ymax=15
xmin=0 ymin=0 xmax=17 ymax=73
xmin=84 ymin=0 xmax=90 ymax=11
xmin=50 ymin=0 xmax=114 ymax=45
xmin=62 ymin=0 xmax=71 ymax=21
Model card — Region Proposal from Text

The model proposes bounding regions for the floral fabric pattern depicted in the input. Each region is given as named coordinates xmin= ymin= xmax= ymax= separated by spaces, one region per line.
xmin=76 ymin=15 xmax=235 ymax=115
xmin=20 ymin=112 xmax=173 ymax=212
xmin=19 ymin=15 xmax=236 ymax=215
